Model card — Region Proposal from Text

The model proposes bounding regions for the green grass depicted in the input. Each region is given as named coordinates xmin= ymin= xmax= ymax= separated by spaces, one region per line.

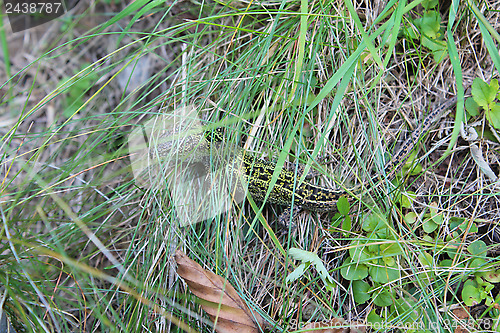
xmin=1 ymin=0 xmax=500 ymax=331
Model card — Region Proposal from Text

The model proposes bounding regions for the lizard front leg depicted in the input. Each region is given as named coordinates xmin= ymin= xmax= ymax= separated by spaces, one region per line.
xmin=277 ymin=205 xmax=303 ymax=233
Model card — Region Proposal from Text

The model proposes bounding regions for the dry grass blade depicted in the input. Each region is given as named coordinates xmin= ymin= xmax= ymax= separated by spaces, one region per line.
xmin=175 ymin=250 xmax=266 ymax=333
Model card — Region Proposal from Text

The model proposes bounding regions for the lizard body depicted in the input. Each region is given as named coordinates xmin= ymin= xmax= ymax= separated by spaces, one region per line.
xmin=151 ymin=97 xmax=458 ymax=228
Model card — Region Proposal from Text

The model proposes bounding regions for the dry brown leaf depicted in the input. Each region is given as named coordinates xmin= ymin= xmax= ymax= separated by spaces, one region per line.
xmin=300 ymin=318 xmax=366 ymax=333
xmin=175 ymin=250 xmax=266 ymax=333
xmin=452 ymin=306 xmax=472 ymax=333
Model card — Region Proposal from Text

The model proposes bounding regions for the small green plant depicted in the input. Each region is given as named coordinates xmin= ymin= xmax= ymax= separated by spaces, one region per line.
xmin=466 ymin=78 xmax=500 ymax=130
xmin=399 ymin=151 xmax=423 ymax=178
xmin=360 ymin=290 xmax=426 ymax=331
xmin=340 ymin=199 xmax=500 ymax=330
xmin=446 ymin=217 xmax=479 ymax=241
xmin=390 ymin=151 xmax=424 ymax=198
xmin=461 ymin=240 xmax=500 ymax=307
xmin=331 ymin=196 xmax=351 ymax=233
xmin=286 ymin=248 xmax=336 ymax=291
xmin=404 ymin=0 xmax=448 ymax=62
xmin=404 ymin=201 xmax=444 ymax=234
xmin=341 ymin=212 xmax=402 ymax=284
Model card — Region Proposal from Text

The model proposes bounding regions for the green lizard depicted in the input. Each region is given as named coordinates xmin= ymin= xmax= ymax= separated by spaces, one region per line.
xmin=151 ymin=97 xmax=458 ymax=229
